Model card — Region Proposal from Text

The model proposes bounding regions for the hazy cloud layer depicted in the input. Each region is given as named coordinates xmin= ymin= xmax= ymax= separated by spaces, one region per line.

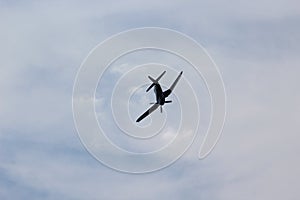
xmin=0 ymin=0 xmax=299 ymax=199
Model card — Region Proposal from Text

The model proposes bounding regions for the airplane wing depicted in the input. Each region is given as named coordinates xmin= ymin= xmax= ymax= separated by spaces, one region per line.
xmin=136 ymin=103 xmax=159 ymax=122
xmin=163 ymin=71 xmax=183 ymax=98
xmin=169 ymin=71 xmax=183 ymax=91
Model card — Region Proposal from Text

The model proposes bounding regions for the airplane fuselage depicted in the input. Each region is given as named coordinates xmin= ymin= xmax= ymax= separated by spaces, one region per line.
xmin=154 ymin=83 xmax=165 ymax=105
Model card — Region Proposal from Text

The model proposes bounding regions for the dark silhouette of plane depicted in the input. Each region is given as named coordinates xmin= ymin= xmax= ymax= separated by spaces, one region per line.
xmin=136 ymin=70 xmax=183 ymax=122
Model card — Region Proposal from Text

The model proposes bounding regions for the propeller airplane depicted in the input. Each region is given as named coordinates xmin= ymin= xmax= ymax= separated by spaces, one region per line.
xmin=136 ymin=70 xmax=183 ymax=122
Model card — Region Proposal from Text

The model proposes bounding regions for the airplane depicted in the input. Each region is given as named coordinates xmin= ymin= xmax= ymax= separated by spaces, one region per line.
xmin=136 ymin=70 xmax=183 ymax=122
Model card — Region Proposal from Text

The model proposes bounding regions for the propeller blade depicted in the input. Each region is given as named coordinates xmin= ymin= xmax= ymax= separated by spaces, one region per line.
xmin=156 ymin=71 xmax=166 ymax=82
xmin=146 ymin=71 xmax=166 ymax=92
xmin=146 ymin=83 xmax=155 ymax=92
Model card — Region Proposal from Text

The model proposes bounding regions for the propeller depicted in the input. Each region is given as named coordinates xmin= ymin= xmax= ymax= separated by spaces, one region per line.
xmin=160 ymin=106 xmax=163 ymax=113
xmin=146 ymin=71 xmax=166 ymax=92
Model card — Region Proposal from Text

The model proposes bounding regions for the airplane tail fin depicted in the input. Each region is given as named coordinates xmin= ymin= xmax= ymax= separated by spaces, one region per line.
xmin=146 ymin=71 xmax=166 ymax=92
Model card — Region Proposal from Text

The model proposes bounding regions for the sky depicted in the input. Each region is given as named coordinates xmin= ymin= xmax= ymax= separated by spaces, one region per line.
xmin=0 ymin=0 xmax=300 ymax=199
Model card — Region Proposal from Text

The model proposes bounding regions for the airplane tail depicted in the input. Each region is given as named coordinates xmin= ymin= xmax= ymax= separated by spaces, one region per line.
xmin=146 ymin=71 xmax=166 ymax=92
